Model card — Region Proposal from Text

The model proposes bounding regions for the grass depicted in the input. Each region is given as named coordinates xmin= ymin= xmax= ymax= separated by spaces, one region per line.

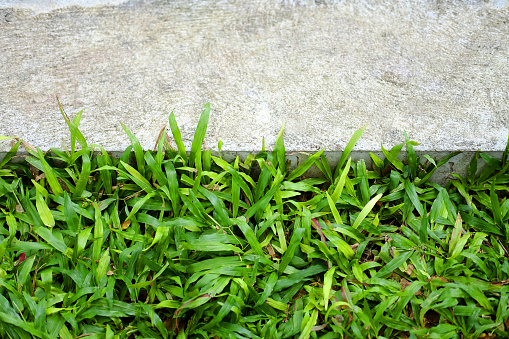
xmin=0 ymin=103 xmax=508 ymax=338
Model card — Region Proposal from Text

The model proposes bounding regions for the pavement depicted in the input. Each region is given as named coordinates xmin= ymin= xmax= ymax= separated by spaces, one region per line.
xmin=0 ymin=0 xmax=508 ymax=179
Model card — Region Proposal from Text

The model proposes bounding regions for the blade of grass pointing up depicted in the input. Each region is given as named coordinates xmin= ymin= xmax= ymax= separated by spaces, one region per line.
xmin=331 ymin=158 xmax=351 ymax=203
xmin=189 ymin=103 xmax=211 ymax=168
xmin=314 ymin=154 xmax=333 ymax=183
xmin=272 ymin=125 xmax=286 ymax=173
xmin=168 ymin=111 xmax=188 ymax=164
xmin=144 ymin=151 xmax=167 ymax=187
xmin=96 ymin=146 xmax=113 ymax=195
xmin=404 ymin=131 xmax=418 ymax=179
xmin=36 ymin=148 xmax=64 ymax=196
xmin=164 ymin=162 xmax=180 ymax=216
xmin=490 ymin=181 xmax=503 ymax=231
xmin=333 ymin=125 xmax=366 ymax=181
xmin=58 ymin=98 xmax=88 ymax=152
xmin=74 ymin=152 xmax=91 ymax=197
xmin=121 ymin=123 xmax=146 ymax=177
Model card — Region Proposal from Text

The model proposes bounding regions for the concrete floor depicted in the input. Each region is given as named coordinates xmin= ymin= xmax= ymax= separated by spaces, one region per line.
xmin=0 ymin=1 xmax=508 ymax=176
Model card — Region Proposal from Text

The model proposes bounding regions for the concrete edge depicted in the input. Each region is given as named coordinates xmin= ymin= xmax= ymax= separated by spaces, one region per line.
xmin=1 ymin=149 xmax=504 ymax=185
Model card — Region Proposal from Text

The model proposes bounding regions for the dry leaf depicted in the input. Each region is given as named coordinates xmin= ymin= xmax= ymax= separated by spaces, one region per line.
xmin=405 ymin=263 xmax=415 ymax=276
xmin=267 ymin=242 xmax=277 ymax=259
xmin=121 ymin=220 xmax=131 ymax=230
xmin=154 ymin=124 xmax=167 ymax=151
xmin=400 ymin=278 xmax=411 ymax=291
xmin=204 ymin=183 xmax=221 ymax=191
xmin=427 ymin=276 xmax=449 ymax=283
xmin=20 ymin=139 xmax=36 ymax=152
xmin=35 ymin=173 xmax=46 ymax=182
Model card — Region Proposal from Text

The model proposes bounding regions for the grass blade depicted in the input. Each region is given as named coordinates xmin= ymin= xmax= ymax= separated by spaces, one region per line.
xmin=331 ymin=158 xmax=351 ymax=203
xmin=418 ymin=151 xmax=461 ymax=186
xmin=35 ymin=190 xmax=54 ymax=228
xmin=119 ymin=161 xmax=154 ymax=193
xmin=374 ymin=250 xmax=413 ymax=278
xmin=189 ymin=103 xmax=210 ymax=168
xmin=278 ymin=227 xmax=305 ymax=274
xmin=0 ymin=139 xmax=21 ymax=169
xmin=58 ymin=99 xmax=87 ymax=152
xmin=273 ymin=125 xmax=286 ymax=173
xmin=333 ymin=125 xmax=366 ymax=180
xmin=236 ymin=217 xmax=264 ymax=256
xmin=168 ymin=111 xmax=188 ymax=164
xmin=404 ymin=178 xmax=424 ymax=217
xmin=74 ymin=152 xmax=91 ymax=197
xmin=33 ymin=226 xmax=69 ymax=255
xmin=198 ymin=186 xmax=231 ymax=227
xmin=93 ymin=203 xmax=104 ymax=263
xmin=323 ymin=267 xmax=335 ymax=310
xmin=36 ymin=148 xmax=64 ymax=196
xmin=404 ymin=131 xmax=418 ymax=178
xmin=381 ymin=143 xmax=404 ymax=172
xmin=352 ymin=193 xmax=382 ymax=229
xmin=287 ymin=150 xmax=324 ymax=182
xmin=326 ymin=192 xmax=342 ymax=224
xmin=144 ymin=151 xmax=167 ymax=187
xmin=121 ymin=123 xmax=146 ymax=177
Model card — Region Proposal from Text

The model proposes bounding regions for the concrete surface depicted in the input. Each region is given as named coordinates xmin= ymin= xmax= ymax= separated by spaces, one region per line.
xmin=0 ymin=0 xmax=508 ymax=176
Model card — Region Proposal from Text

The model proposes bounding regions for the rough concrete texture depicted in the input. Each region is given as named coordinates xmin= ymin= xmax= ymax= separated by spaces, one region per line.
xmin=0 ymin=0 xmax=508 ymax=160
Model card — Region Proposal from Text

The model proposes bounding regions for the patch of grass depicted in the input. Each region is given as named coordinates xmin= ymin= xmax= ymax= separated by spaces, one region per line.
xmin=0 ymin=103 xmax=508 ymax=338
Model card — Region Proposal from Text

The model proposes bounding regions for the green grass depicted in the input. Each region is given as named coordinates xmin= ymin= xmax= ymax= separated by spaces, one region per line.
xmin=0 ymin=103 xmax=508 ymax=338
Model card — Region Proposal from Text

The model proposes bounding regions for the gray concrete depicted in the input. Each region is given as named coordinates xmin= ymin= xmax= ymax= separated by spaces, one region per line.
xmin=0 ymin=0 xmax=508 ymax=166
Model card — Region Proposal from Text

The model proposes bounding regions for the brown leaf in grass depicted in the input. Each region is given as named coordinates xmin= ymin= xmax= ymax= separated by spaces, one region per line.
xmin=389 ymin=246 xmax=396 ymax=257
xmin=16 ymin=204 xmax=24 ymax=213
xmin=267 ymin=242 xmax=277 ymax=259
xmin=427 ymin=276 xmax=449 ymax=283
xmin=423 ymin=309 xmax=440 ymax=328
xmin=20 ymin=139 xmax=36 ymax=152
xmin=29 ymin=165 xmax=39 ymax=179
xmin=405 ymin=263 xmax=415 ymax=276
xmin=490 ymin=278 xmax=509 ymax=286
xmin=121 ymin=220 xmax=131 ymax=230
xmin=204 ymin=183 xmax=221 ymax=191
xmin=165 ymin=131 xmax=176 ymax=151
xmin=35 ymin=173 xmax=46 ymax=182
xmin=400 ymin=278 xmax=421 ymax=295
xmin=154 ymin=125 xmax=167 ymax=151
xmin=400 ymin=278 xmax=411 ymax=291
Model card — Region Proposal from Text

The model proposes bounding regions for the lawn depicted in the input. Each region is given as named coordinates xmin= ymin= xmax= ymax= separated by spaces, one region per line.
xmin=0 ymin=102 xmax=508 ymax=338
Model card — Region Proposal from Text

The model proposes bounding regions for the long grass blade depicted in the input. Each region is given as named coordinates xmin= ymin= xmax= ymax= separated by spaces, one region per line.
xmin=333 ymin=125 xmax=366 ymax=180
xmin=189 ymin=103 xmax=210 ymax=168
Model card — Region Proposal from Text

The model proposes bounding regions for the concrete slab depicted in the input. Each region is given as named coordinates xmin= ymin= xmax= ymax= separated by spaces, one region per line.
xmin=0 ymin=0 xmax=508 ymax=161
xmin=0 ymin=0 xmax=129 ymax=14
